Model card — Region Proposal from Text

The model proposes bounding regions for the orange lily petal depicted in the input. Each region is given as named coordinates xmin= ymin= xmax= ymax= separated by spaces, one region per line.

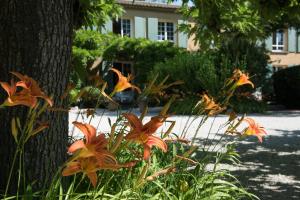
xmin=93 ymin=134 xmax=108 ymax=150
xmin=68 ymin=140 xmax=86 ymax=153
xmin=6 ymin=94 xmax=38 ymax=108
xmin=72 ymin=122 xmax=96 ymax=144
xmin=146 ymin=135 xmax=167 ymax=152
xmin=0 ymin=81 xmax=16 ymax=97
xmin=142 ymin=116 xmax=164 ymax=134
xmin=40 ymin=95 xmax=53 ymax=107
xmin=243 ymin=117 xmax=267 ymax=142
xmin=143 ymin=144 xmax=151 ymax=160
xmin=62 ymin=161 xmax=81 ymax=176
xmin=110 ymin=68 xmax=141 ymax=93
xmin=236 ymin=73 xmax=254 ymax=88
xmin=123 ymin=113 xmax=143 ymax=130
xmin=87 ymin=172 xmax=98 ymax=187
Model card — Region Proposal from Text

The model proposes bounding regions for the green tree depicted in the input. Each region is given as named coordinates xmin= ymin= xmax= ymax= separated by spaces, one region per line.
xmin=179 ymin=0 xmax=300 ymax=49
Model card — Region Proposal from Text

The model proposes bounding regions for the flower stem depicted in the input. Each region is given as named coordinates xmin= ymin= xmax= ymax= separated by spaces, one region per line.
xmin=4 ymin=148 xmax=19 ymax=197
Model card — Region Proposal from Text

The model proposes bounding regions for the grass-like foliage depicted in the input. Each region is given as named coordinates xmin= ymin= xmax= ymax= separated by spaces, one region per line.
xmin=0 ymin=68 xmax=267 ymax=199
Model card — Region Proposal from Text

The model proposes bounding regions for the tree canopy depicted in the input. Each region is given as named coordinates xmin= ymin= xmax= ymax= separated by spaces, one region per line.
xmin=179 ymin=0 xmax=300 ymax=49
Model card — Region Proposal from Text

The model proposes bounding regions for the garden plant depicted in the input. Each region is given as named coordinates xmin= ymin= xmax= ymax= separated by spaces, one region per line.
xmin=0 ymin=67 xmax=266 ymax=199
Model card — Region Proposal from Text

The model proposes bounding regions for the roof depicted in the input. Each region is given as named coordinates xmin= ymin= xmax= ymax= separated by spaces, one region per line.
xmin=117 ymin=0 xmax=181 ymax=12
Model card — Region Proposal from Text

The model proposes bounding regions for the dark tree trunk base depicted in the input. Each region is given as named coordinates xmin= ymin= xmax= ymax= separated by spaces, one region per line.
xmin=0 ymin=0 xmax=73 ymax=193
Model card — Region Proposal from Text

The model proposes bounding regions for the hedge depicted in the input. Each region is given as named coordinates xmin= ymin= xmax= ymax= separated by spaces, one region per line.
xmin=273 ymin=65 xmax=300 ymax=108
xmin=72 ymin=30 xmax=182 ymax=86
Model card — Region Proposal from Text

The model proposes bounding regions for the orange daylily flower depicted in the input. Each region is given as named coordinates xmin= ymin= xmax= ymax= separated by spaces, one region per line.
xmin=0 ymin=80 xmax=37 ymax=107
xmin=123 ymin=113 xmax=167 ymax=160
xmin=69 ymin=122 xmax=118 ymax=168
xmin=11 ymin=72 xmax=53 ymax=106
xmin=201 ymin=94 xmax=223 ymax=116
xmin=110 ymin=68 xmax=141 ymax=94
xmin=243 ymin=118 xmax=267 ymax=143
xmin=62 ymin=157 xmax=101 ymax=187
xmin=233 ymin=69 xmax=254 ymax=88
xmin=64 ymin=122 xmax=137 ymax=186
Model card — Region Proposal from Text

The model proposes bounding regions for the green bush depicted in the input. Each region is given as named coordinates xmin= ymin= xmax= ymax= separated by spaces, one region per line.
xmin=230 ymin=96 xmax=267 ymax=113
xmin=151 ymin=38 xmax=270 ymax=113
xmin=72 ymin=30 xmax=116 ymax=83
xmin=71 ymin=30 xmax=182 ymax=106
xmin=102 ymin=36 xmax=182 ymax=84
xmin=72 ymin=30 xmax=182 ymax=86
xmin=273 ymin=65 xmax=300 ymax=108
xmin=150 ymin=52 xmax=221 ymax=96
xmin=169 ymin=96 xmax=199 ymax=115
xmin=218 ymin=37 xmax=270 ymax=89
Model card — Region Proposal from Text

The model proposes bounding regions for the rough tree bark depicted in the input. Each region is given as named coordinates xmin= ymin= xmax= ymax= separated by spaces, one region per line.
xmin=0 ymin=0 xmax=73 ymax=192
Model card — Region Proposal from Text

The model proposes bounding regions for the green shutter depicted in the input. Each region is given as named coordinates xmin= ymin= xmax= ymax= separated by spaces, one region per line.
xmin=148 ymin=18 xmax=158 ymax=41
xmin=134 ymin=17 xmax=146 ymax=38
xmin=288 ymin=27 xmax=296 ymax=52
xmin=265 ymin=35 xmax=272 ymax=51
xmin=178 ymin=20 xmax=188 ymax=48
xmin=102 ymin=19 xmax=112 ymax=33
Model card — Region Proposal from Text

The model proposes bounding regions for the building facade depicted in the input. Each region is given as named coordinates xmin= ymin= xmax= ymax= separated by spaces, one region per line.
xmin=102 ymin=1 xmax=300 ymax=74
xmin=266 ymin=28 xmax=300 ymax=71
xmin=102 ymin=0 xmax=199 ymax=51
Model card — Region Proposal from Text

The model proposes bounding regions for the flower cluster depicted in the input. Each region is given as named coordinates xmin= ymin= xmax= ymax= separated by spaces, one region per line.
xmin=123 ymin=113 xmax=167 ymax=160
xmin=0 ymin=69 xmax=267 ymax=191
xmin=62 ymin=122 xmax=122 ymax=187
xmin=63 ymin=114 xmax=168 ymax=187
xmin=0 ymin=72 xmax=53 ymax=108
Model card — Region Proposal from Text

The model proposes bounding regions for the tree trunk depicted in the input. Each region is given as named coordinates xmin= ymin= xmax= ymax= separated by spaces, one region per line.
xmin=0 ymin=0 xmax=73 ymax=193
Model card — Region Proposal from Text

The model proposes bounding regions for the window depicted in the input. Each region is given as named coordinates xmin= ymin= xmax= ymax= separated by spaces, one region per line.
xmin=147 ymin=0 xmax=167 ymax=3
xmin=113 ymin=19 xmax=131 ymax=37
xmin=158 ymin=22 xmax=174 ymax=42
xmin=272 ymin=29 xmax=285 ymax=52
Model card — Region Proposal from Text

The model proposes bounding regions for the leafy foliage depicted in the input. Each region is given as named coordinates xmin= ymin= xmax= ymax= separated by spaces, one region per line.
xmin=72 ymin=30 xmax=182 ymax=86
xmin=73 ymin=0 xmax=123 ymax=29
xmin=218 ymin=38 xmax=270 ymax=89
xmin=151 ymin=40 xmax=269 ymax=94
xmin=150 ymin=39 xmax=269 ymax=114
xmin=179 ymin=0 xmax=300 ymax=49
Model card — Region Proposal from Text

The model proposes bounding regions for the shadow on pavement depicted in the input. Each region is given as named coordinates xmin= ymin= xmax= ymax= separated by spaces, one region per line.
xmin=233 ymin=129 xmax=300 ymax=199
xmin=192 ymin=129 xmax=300 ymax=199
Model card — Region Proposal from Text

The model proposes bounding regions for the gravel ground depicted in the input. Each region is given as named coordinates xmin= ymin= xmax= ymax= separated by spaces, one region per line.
xmin=69 ymin=108 xmax=300 ymax=200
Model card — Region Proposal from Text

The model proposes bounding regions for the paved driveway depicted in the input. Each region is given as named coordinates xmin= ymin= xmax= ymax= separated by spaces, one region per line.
xmin=69 ymin=108 xmax=300 ymax=199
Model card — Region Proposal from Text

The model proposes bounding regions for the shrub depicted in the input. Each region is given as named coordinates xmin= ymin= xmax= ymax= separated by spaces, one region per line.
xmin=151 ymin=38 xmax=270 ymax=113
xmin=72 ymin=30 xmax=115 ymax=83
xmin=72 ymin=30 xmax=182 ymax=86
xmin=230 ymin=96 xmax=267 ymax=113
xmin=150 ymin=52 xmax=221 ymax=96
xmin=71 ymin=30 xmax=183 ymax=106
xmin=169 ymin=95 xmax=199 ymax=115
xmin=218 ymin=37 xmax=270 ymax=89
xmin=102 ymin=36 xmax=182 ymax=84
xmin=273 ymin=65 xmax=300 ymax=108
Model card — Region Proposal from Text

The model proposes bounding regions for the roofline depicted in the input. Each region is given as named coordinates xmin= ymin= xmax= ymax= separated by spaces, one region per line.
xmin=117 ymin=0 xmax=181 ymax=13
